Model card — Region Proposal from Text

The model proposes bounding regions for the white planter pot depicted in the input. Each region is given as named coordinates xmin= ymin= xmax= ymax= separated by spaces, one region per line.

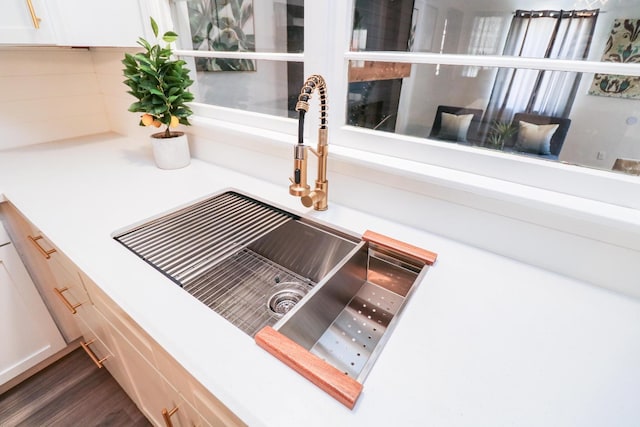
xmin=150 ymin=132 xmax=191 ymax=170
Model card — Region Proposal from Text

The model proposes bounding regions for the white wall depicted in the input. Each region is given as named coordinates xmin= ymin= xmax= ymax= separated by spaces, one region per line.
xmin=0 ymin=47 xmax=109 ymax=150
xmin=90 ymin=47 xmax=151 ymax=139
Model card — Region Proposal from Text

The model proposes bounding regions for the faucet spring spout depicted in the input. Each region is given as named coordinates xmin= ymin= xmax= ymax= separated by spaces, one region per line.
xmin=289 ymin=74 xmax=329 ymax=211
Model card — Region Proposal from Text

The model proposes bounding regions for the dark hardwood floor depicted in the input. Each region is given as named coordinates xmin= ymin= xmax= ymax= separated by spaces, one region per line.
xmin=0 ymin=347 xmax=150 ymax=427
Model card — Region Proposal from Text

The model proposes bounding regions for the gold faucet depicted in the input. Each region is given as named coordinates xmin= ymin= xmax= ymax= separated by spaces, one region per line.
xmin=289 ymin=74 xmax=329 ymax=211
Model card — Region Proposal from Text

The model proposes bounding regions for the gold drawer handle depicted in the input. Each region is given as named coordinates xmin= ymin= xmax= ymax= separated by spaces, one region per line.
xmin=162 ymin=406 xmax=179 ymax=427
xmin=54 ymin=286 xmax=82 ymax=314
xmin=80 ymin=339 xmax=109 ymax=368
xmin=28 ymin=235 xmax=56 ymax=259
xmin=25 ymin=0 xmax=41 ymax=29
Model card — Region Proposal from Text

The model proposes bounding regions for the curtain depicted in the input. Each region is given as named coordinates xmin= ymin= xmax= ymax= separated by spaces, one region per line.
xmin=463 ymin=15 xmax=508 ymax=77
xmin=483 ymin=9 xmax=599 ymax=131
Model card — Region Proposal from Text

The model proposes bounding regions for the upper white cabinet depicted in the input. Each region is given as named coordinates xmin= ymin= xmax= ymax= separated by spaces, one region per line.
xmin=0 ymin=0 xmax=57 ymax=45
xmin=47 ymin=0 xmax=149 ymax=47
xmin=1 ymin=0 xmax=155 ymax=47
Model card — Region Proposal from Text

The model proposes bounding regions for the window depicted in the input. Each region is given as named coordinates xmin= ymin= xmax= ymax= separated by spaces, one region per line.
xmin=171 ymin=0 xmax=640 ymax=210
xmin=171 ymin=0 xmax=304 ymax=132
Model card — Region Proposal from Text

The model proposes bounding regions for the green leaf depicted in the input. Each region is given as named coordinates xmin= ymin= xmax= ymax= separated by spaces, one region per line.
xmin=122 ymin=53 xmax=136 ymax=66
xmin=150 ymin=17 xmax=159 ymax=38
xmin=138 ymin=79 xmax=155 ymax=90
xmin=136 ymin=37 xmax=151 ymax=51
xmin=127 ymin=102 xmax=142 ymax=112
xmin=133 ymin=53 xmax=152 ymax=65
xmin=162 ymin=32 xmax=178 ymax=43
xmin=151 ymin=105 xmax=168 ymax=115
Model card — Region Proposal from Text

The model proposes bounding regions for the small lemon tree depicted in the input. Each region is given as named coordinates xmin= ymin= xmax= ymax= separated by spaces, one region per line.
xmin=122 ymin=17 xmax=194 ymax=139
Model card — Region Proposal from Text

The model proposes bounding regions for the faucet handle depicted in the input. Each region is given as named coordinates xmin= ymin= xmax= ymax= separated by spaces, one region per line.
xmin=301 ymin=190 xmax=326 ymax=210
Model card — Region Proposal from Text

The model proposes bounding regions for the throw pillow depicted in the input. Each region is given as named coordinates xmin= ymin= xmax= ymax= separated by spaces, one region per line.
xmin=438 ymin=112 xmax=474 ymax=142
xmin=514 ymin=121 xmax=559 ymax=155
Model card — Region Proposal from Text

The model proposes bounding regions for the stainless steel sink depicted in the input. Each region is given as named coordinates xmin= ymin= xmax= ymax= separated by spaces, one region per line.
xmin=113 ymin=190 xmax=358 ymax=336
xmin=114 ymin=190 xmax=437 ymax=408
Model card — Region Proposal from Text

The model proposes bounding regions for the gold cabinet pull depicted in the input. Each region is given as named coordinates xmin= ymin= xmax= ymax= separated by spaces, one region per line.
xmin=28 ymin=235 xmax=56 ymax=259
xmin=25 ymin=0 xmax=41 ymax=29
xmin=54 ymin=286 xmax=82 ymax=314
xmin=80 ymin=339 xmax=108 ymax=368
xmin=162 ymin=406 xmax=179 ymax=427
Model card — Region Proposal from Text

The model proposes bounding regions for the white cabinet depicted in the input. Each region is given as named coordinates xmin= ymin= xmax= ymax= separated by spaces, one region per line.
xmin=0 ymin=0 xmax=57 ymax=45
xmin=0 ymin=0 xmax=154 ymax=47
xmin=47 ymin=0 xmax=150 ymax=47
xmin=0 ymin=202 xmax=82 ymax=343
xmin=0 ymin=221 xmax=66 ymax=387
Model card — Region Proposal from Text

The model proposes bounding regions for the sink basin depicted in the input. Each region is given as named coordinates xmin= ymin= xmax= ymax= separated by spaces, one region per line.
xmin=113 ymin=190 xmax=437 ymax=409
xmin=113 ymin=190 xmax=357 ymax=337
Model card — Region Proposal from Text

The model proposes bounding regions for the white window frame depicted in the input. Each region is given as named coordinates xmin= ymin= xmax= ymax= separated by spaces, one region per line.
xmin=169 ymin=0 xmax=640 ymax=211
xmin=335 ymin=51 xmax=640 ymax=210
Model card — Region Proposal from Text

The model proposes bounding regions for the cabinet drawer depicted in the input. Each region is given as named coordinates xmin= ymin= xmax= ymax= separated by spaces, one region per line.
xmin=107 ymin=318 xmax=203 ymax=427
xmin=75 ymin=303 xmax=142 ymax=408
xmin=80 ymin=273 xmax=156 ymax=364
xmin=76 ymin=317 xmax=112 ymax=370
xmin=82 ymin=273 xmax=242 ymax=426
xmin=155 ymin=346 xmax=246 ymax=427
xmin=190 ymin=377 xmax=247 ymax=427
xmin=47 ymin=256 xmax=89 ymax=314
xmin=23 ymin=219 xmax=91 ymax=339
xmin=0 ymin=202 xmax=82 ymax=342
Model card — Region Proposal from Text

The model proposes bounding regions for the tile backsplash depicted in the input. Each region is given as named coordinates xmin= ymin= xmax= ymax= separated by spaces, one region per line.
xmin=0 ymin=47 xmax=110 ymax=150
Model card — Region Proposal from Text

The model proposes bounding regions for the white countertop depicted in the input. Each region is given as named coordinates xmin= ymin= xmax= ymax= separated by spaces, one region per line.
xmin=1 ymin=133 xmax=639 ymax=427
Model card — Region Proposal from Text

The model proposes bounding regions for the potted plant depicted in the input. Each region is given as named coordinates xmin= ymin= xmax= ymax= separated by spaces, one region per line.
xmin=122 ymin=17 xmax=195 ymax=169
xmin=486 ymin=120 xmax=517 ymax=151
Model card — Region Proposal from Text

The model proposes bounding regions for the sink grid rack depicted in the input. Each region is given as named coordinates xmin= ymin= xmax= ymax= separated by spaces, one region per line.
xmin=183 ymin=247 xmax=314 ymax=337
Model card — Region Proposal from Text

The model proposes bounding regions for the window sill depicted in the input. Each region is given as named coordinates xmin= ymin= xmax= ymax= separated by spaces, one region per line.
xmin=330 ymin=140 xmax=640 ymax=251
xmin=189 ymin=115 xmax=640 ymax=252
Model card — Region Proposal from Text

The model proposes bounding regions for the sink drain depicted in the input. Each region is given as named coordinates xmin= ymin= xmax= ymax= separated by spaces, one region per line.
xmin=268 ymin=288 xmax=306 ymax=316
